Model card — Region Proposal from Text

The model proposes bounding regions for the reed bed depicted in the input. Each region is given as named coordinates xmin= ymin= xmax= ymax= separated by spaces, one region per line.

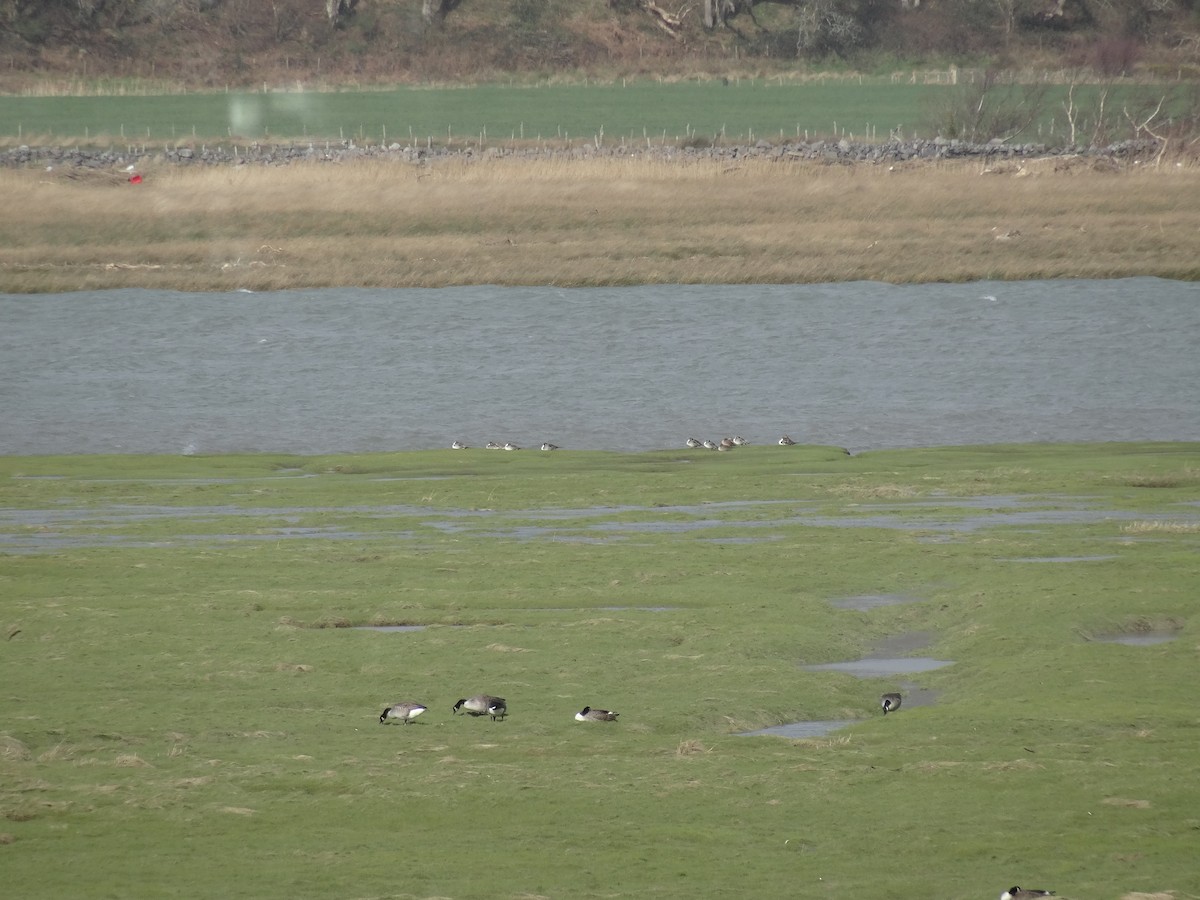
xmin=2 ymin=155 xmax=1198 ymax=292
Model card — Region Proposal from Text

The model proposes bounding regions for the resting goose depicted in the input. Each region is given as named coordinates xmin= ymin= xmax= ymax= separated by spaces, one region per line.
xmin=451 ymin=440 xmax=468 ymax=450
xmin=778 ymin=435 xmax=796 ymax=446
xmin=1001 ymin=889 xmax=1056 ymax=900
xmin=453 ymin=695 xmax=508 ymax=721
xmin=575 ymin=706 xmax=619 ymax=722
xmin=379 ymin=702 xmax=428 ymax=724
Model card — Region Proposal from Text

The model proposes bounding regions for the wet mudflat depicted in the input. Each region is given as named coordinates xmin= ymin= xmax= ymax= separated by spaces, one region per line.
xmin=4 ymin=494 xmax=1197 ymax=553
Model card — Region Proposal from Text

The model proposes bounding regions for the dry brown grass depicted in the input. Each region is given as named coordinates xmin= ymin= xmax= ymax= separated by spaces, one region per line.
xmin=1103 ymin=796 xmax=1153 ymax=808
xmin=114 ymin=753 xmax=152 ymax=768
xmin=0 ymin=734 xmax=31 ymax=761
xmin=675 ymin=738 xmax=710 ymax=756
xmin=1 ymin=156 xmax=1198 ymax=292
xmin=822 ymin=481 xmax=923 ymax=499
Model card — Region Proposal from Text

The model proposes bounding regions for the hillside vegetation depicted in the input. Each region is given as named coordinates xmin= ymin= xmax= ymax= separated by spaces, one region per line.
xmin=1 ymin=0 xmax=1199 ymax=90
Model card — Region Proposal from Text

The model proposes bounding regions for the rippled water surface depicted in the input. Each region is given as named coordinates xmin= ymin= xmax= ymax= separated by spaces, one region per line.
xmin=3 ymin=278 xmax=1197 ymax=455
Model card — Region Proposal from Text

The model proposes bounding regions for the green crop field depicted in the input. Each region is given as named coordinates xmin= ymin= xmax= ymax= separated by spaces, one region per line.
xmin=0 ymin=79 xmax=1150 ymax=146
xmin=2 ymin=443 xmax=1198 ymax=899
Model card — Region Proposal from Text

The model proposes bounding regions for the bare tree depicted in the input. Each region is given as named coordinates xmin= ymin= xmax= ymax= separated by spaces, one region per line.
xmin=703 ymin=0 xmax=804 ymax=29
xmin=325 ymin=0 xmax=358 ymax=28
xmin=608 ymin=0 xmax=689 ymax=37
xmin=926 ymin=71 xmax=1049 ymax=143
xmin=796 ymin=0 xmax=863 ymax=56
xmin=1124 ymin=93 xmax=1169 ymax=165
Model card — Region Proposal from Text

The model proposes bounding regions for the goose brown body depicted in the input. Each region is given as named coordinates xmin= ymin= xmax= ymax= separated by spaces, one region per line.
xmin=453 ymin=694 xmax=508 ymax=721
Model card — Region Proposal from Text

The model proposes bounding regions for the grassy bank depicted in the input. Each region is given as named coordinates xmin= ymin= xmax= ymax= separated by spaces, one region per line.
xmin=2 ymin=443 xmax=1198 ymax=898
xmin=2 ymin=156 xmax=1199 ymax=293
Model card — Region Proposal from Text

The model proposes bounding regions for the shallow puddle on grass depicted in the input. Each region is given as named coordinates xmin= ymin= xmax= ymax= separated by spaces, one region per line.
xmin=5 ymin=494 xmax=1197 ymax=552
xmin=1002 ymin=555 xmax=1119 ymax=563
xmin=349 ymin=625 xmax=428 ymax=633
xmin=802 ymin=630 xmax=954 ymax=678
xmin=803 ymin=657 xmax=954 ymax=677
xmin=744 ymin=633 xmax=950 ymax=738
xmin=739 ymin=684 xmax=941 ymax=738
xmin=739 ymin=720 xmax=857 ymax=738
xmin=828 ymin=593 xmax=922 ymax=611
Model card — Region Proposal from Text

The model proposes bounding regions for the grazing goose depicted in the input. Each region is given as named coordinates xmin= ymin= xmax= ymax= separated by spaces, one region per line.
xmin=485 ymin=441 xmax=502 ymax=450
xmin=732 ymin=435 xmax=749 ymax=446
xmin=451 ymin=441 xmax=468 ymax=450
xmin=881 ymin=692 xmax=902 ymax=715
xmin=540 ymin=442 xmax=560 ymax=451
xmin=1001 ymin=889 xmax=1056 ymax=900
xmin=453 ymin=695 xmax=508 ymax=721
xmin=778 ymin=435 xmax=796 ymax=446
xmin=503 ymin=442 xmax=520 ymax=451
xmin=379 ymin=702 xmax=428 ymax=724
xmin=575 ymin=706 xmax=619 ymax=722
xmin=685 ymin=437 xmax=703 ymax=448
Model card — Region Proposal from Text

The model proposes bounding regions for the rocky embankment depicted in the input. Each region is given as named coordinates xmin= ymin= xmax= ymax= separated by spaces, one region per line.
xmin=0 ymin=136 xmax=1163 ymax=171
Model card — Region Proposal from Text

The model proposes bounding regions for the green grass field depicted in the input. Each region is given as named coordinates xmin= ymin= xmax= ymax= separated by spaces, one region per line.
xmin=2 ymin=444 xmax=1198 ymax=899
xmin=0 ymin=79 xmax=1151 ymax=146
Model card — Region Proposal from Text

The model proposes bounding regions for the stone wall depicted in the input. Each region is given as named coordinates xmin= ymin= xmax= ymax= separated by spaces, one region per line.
xmin=0 ymin=136 xmax=1163 ymax=171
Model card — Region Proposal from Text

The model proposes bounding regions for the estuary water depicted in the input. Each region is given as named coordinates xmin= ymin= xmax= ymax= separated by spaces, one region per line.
xmin=2 ymin=278 xmax=1197 ymax=455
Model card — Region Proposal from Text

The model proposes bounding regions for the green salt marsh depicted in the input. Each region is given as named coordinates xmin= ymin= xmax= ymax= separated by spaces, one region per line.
xmin=1 ymin=443 xmax=1197 ymax=899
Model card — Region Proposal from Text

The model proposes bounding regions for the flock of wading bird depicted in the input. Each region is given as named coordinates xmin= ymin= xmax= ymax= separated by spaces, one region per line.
xmin=449 ymin=435 xmax=844 ymax=452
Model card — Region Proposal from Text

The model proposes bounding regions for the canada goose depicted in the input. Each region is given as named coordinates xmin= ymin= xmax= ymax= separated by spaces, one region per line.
xmin=540 ymin=442 xmax=560 ymax=451
xmin=701 ymin=439 xmax=718 ymax=450
xmin=485 ymin=441 xmax=502 ymax=450
xmin=685 ymin=437 xmax=703 ymax=448
xmin=881 ymin=692 xmax=902 ymax=714
xmin=503 ymin=442 xmax=520 ymax=451
xmin=451 ymin=441 xmax=468 ymax=450
xmin=379 ymin=702 xmax=428 ymax=724
xmin=732 ymin=436 xmax=749 ymax=445
xmin=575 ymin=706 xmax=619 ymax=722
xmin=1001 ymin=888 xmax=1055 ymax=900
xmin=453 ymin=695 xmax=507 ymax=721
xmin=778 ymin=435 xmax=796 ymax=446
